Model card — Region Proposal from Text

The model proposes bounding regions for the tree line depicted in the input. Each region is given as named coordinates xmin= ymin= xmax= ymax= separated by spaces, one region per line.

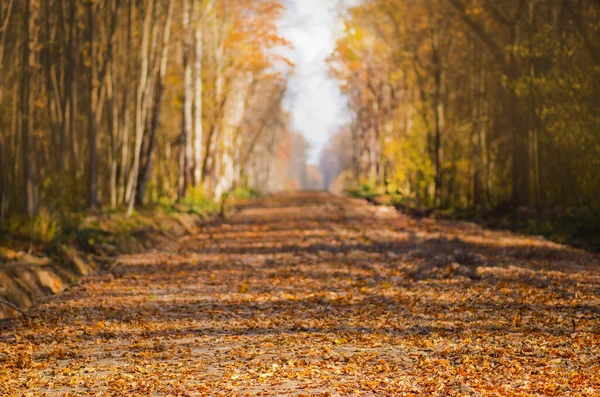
xmin=0 ymin=0 xmax=294 ymax=230
xmin=326 ymin=0 xmax=600 ymax=222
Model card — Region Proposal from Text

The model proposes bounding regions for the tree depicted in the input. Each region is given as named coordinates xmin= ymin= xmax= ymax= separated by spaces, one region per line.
xmin=329 ymin=0 xmax=600 ymax=218
xmin=0 ymin=0 xmax=295 ymax=224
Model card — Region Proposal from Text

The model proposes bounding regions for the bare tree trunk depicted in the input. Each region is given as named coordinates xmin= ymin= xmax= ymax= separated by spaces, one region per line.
xmin=203 ymin=17 xmax=225 ymax=192
xmin=58 ymin=0 xmax=75 ymax=174
xmin=0 ymin=0 xmax=14 ymax=69
xmin=179 ymin=0 xmax=194 ymax=199
xmin=178 ymin=131 xmax=185 ymax=200
xmin=193 ymin=22 xmax=203 ymax=186
xmin=432 ymin=38 xmax=444 ymax=207
xmin=120 ymin=1 xmax=133 ymax=204
xmin=41 ymin=0 xmax=62 ymax=171
xmin=0 ymin=133 xmax=5 ymax=231
xmin=137 ymin=0 xmax=174 ymax=205
xmin=70 ymin=22 xmax=81 ymax=182
xmin=126 ymin=0 xmax=154 ymax=216
xmin=433 ymin=91 xmax=444 ymax=206
xmin=65 ymin=0 xmax=77 ymax=180
xmin=108 ymin=66 xmax=119 ymax=209
xmin=21 ymin=0 xmax=38 ymax=218
xmin=507 ymin=72 xmax=530 ymax=208
xmin=0 ymin=0 xmax=12 ymax=230
xmin=86 ymin=2 xmax=98 ymax=208
xmin=214 ymin=77 xmax=250 ymax=199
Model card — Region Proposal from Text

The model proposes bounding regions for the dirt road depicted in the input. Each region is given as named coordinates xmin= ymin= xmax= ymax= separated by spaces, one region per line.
xmin=1 ymin=192 xmax=599 ymax=396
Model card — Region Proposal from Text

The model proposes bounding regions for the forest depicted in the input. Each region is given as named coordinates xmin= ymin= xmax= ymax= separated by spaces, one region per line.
xmin=0 ymin=0 xmax=301 ymax=237
xmin=323 ymin=0 xmax=600 ymax=245
xmin=2 ymin=0 xmax=599 ymax=244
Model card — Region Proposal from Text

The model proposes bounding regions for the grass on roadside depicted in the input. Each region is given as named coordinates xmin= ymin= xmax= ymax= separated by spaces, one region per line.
xmin=346 ymin=185 xmax=600 ymax=252
xmin=0 ymin=189 xmax=219 ymax=255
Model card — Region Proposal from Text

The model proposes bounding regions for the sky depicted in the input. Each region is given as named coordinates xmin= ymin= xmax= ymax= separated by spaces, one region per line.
xmin=279 ymin=0 xmax=356 ymax=164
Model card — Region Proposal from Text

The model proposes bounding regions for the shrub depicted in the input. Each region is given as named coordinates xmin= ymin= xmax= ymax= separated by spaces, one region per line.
xmin=181 ymin=186 xmax=218 ymax=214
xmin=7 ymin=210 xmax=60 ymax=243
xmin=347 ymin=183 xmax=380 ymax=200
xmin=231 ymin=186 xmax=259 ymax=200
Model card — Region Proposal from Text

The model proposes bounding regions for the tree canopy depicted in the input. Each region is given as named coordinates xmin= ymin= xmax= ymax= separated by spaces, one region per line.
xmin=0 ymin=0 xmax=298 ymax=228
xmin=326 ymin=0 xmax=600 ymax=226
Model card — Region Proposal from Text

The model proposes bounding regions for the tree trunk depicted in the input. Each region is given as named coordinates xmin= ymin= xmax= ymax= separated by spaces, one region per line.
xmin=69 ymin=19 xmax=80 ymax=182
xmin=433 ymin=102 xmax=443 ymax=205
xmin=120 ymin=0 xmax=134 ymax=205
xmin=137 ymin=0 xmax=174 ymax=205
xmin=193 ymin=22 xmax=203 ymax=186
xmin=21 ymin=0 xmax=38 ymax=218
xmin=202 ymin=19 xmax=225 ymax=191
xmin=506 ymin=72 xmax=530 ymax=208
xmin=180 ymin=0 xmax=194 ymax=198
xmin=126 ymin=0 xmax=154 ymax=216
xmin=0 ymin=133 xmax=5 ymax=231
xmin=108 ymin=66 xmax=119 ymax=209
xmin=87 ymin=2 xmax=98 ymax=208
xmin=432 ymin=42 xmax=444 ymax=207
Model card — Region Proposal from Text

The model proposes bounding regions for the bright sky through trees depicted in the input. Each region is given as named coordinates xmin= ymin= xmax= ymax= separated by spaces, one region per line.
xmin=280 ymin=0 xmax=356 ymax=163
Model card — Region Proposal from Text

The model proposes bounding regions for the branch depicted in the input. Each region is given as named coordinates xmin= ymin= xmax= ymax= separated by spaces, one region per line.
xmin=199 ymin=0 xmax=217 ymax=20
xmin=446 ymin=0 xmax=506 ymax=66
xmin=0 ymin=0 xmax=14 ymax=65
xmin=0 ymin=0 xmax=14 ymax=33
xmin=483 ymin=1 xmax=512 ymax=27
xmin=241 ymin=86 xmax=287 ymax=166
xmin=0 ymin=298 xmax=28 ymax=317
